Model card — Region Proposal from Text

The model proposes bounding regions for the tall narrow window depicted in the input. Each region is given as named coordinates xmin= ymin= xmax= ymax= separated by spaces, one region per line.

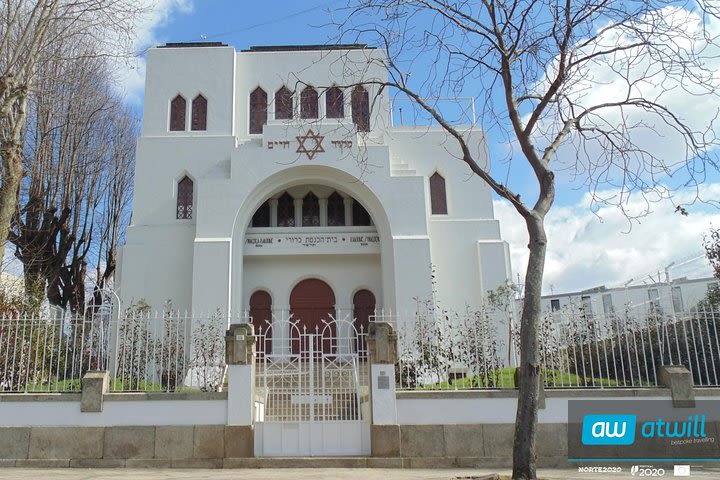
xmin=326 ymin=87 xmax=344 ymax=119
xmin=275 ymin=86 xmax=293 ymax=120
xmin=429 ymin=172 xmax=447 ymax=214
xmin=170 ymin=95 xmax=186 ymax=131
xmin=351 ymin=86 xmax=369 ymax=132
xmin=249 ymin=87 xmax=267 ymax=134
xmin=352 ymin=200 xmax=371 ymax=226
xmin=191 ymin=94 xmax=207 ymax=131
xmin=252 ymin=200 xmax=270 ymax=227
xmin=277 ymin=192 xmax=295 ymax=227
xmin=327 ymin=191 xmax=345 ymax=226
xmin=300 ymin=86 xmax=318 ymax=119
xmin=302 ymin=191 xmax=320 ymax=226
xmin=177 ymin=176 xmax=193 ymax=219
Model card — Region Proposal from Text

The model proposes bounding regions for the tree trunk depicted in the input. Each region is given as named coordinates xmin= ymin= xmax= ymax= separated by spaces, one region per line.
xmin=0 ymin=142 xmax=24 ymax=269
xmin=512 ymin=214 xmax=547 ymax=480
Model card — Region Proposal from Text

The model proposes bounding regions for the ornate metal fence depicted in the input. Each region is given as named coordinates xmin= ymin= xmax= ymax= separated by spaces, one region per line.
xmin=0 ymin=308 xmax=228 ymax=393
xmin=390 ymin=306 xmax=720 ymax=390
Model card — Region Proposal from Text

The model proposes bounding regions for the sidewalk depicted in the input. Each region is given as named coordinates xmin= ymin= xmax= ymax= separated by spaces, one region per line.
xmin=0 ymin=468 xmax=719 ymax=480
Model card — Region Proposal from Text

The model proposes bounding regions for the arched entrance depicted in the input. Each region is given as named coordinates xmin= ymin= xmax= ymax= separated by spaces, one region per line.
xmin=249 ymin=290 xmax=272 ymax=355
xmin=289 ymin=278 xmax=336 ymax=354
xmin=353 ymin=289 xmax=375 ymax=358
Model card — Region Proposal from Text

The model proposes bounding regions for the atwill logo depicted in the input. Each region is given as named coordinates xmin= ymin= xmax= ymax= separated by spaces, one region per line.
xmin=581 ymin=414 xmax=708 ymax=446
xmin=582 ymin=414 xmax=637 ymax=445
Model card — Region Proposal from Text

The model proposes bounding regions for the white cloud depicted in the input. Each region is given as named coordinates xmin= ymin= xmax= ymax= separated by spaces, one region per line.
xmin=495 ymin=185 xmax=720 ymax=295
xmin=110 ymin=0 xmax=195 ymax=104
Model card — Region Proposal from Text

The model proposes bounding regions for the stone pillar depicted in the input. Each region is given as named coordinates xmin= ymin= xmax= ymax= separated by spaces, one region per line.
xmin=226 ymin=324 xmax=256 ymax=427
xmin=81 ymin=370 xmax=109 ymax=413
xmin=344 ymin=197 xmax=353 ymax=226
xmin=659 ymin=365 xmax=695 ymax=407
xmin=269 ymin=199 xmax=278 ymax=227
xmin=293 ymin=198 xmax=303 ymax=227
xmin=319 ymin=198 xmax=328 ymax=227
xmin=368 ymin=322 xmax=401 ymax=457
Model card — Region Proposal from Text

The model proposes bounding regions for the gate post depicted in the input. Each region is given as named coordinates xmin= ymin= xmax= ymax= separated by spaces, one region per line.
xmin=225 ymin=323 xmax=256 ymax=457
xmin=368 ymin=322 xmax=401 ymax=457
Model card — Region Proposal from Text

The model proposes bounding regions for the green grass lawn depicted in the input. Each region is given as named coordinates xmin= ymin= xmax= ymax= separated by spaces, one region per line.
xmin=416 ymin=367 xmax=641 ymax=390
xmin=15 ymin=377 xmax=201 ymax=393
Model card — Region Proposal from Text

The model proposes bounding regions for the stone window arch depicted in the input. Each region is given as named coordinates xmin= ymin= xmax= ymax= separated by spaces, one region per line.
xmin=191 ymin=94 xmax=207 ymax=131
xmin=277 ymin=192 xmax=295 ymax=227
xmin=326 ymin=87 xmax=344 ymax=119
xmin=351 ymin=86 xmax=369 ymax=132
xmin=429 ymin=172 xmax=448 ymax=214
xmin=300 ymin=86 xmax=319 ymax=119
xmin=176 ymin=176 xmax=193 ymax=219
xmin=249 ymin=87 xmax=267 ymax=134
xmin=302 ymin=191 xmax=320 ymax=226
xmin=170 ymin=95 xmax=186 ymax=131
xmin=275 ymin=86 xmax=293 ymax=120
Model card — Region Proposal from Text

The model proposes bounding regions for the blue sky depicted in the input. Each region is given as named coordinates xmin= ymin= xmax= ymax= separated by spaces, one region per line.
xmin=121 ymin=0 xmax=718 ymax=294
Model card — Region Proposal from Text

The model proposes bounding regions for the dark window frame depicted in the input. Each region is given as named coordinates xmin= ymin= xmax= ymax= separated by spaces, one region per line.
xmin=249 ymin=87 xmax=268 ymax=134
xmin=300 ymin=86 xmax=319 ymax=119
xmin=177 ymin=176 xmax=193 ymax=219
xmin=327 ymin=191 xmax=345 ymax=226
xmin=277 ymin=192 xmax=295 ymax=227
xmin=351 ymin=86 xmax=370 ymax=132
xmin=275 ymin=86 xmax=294 ymax=120
xmin=429 ymin=172 xmax=448 ymax=214
xmin=191 ymin=94 xmax=207 ymax=131
xmin=302 ymin=191 xmax=320 ymax=226
xmin=325 ymin=87 xmax=344 ymax=119
xmin=170 ymin=95 xmax=186 ymax=131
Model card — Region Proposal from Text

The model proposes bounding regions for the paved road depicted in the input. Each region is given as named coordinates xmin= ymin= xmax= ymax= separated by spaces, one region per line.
xmin=1 ymin=468 xmax=720 ymax=480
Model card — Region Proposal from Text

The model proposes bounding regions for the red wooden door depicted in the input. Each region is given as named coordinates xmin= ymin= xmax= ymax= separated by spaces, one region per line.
xmin=353 ymin=289 xmax=375 ymax=359
xmin=249 ymin=290 xmax=272 ymax=355
xmin=290 ymin=279 xmax=336 ymax=355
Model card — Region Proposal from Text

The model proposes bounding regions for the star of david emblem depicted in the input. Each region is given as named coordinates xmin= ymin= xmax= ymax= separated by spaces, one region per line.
xmin=296 ymin=129 xmax=325 ymax=160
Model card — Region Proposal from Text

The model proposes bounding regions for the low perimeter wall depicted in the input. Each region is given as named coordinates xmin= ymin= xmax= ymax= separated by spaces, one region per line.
xmin=1 ymin=388 xmax=719 ymax=468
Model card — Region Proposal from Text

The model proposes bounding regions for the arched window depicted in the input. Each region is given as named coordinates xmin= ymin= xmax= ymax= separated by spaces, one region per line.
xmin=249 ymin=290 xmax=272 ymax=355
xmin=353 ymin=289 xmax=376 ymax=358
xmin=191 ymin=94 xmax=207 ymax=131
xmin=176 ymin=176 xmax=193 ymax=219
xmin=300 ymin=86 xmax=318 ymax=119
xmin=252 ymin=200 xmax=270 ymax=227
xmin=352 ymin=200 xmax=371 ymax=226
xmin=430 ymin=172 xmax=448 ymax=214
xmin=277 ymin=192 xmax=295 ymax=227
xmin=302 ymin=191 xmax=320 ymax=226
xmin=351 ymin=86 xmax=369 ymax=132
xmin=275 ymin=86 xmax=293 ymax=120
xmin=249 ymin=87 xmax=267 ymax=134
xmin=326 ymin=87 xmax=344 ymax=119
xmin=327 ymin=191 xmax=345 ymax=226
xmin=170 ymin=95 xmax=186 ymax=131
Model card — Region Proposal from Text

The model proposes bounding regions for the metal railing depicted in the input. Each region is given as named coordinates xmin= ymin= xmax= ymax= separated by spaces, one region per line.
xmin=389 ymin=306 xmax=720 ymax=391
xmin=0 ymin=309 xmax=228 ymax=393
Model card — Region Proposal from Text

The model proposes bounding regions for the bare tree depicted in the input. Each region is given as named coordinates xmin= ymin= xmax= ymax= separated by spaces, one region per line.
xmin=0 ymin=0 xmax=143 ymax=269
xmin=335 ymin=1 xmax=720 ymax=477
xmin=10 ymin=36 xmax=136 ymax=313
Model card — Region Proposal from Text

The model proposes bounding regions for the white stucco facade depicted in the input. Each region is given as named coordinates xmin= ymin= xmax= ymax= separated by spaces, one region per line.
xmin=116 ymin=42 xmax=512 ymax=326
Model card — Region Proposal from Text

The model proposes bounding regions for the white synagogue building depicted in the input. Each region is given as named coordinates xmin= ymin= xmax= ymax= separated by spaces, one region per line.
xmin=116 ymin=42 xmax=513 ymax=337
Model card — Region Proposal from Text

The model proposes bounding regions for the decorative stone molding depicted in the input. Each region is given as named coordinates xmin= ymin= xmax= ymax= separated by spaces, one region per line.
xmin=659 ymin=365 xmax=695 ymax=408
xmin=81 ymin=371 xmax=109 ymax=413
xmin=225 ymin=323 xmax=256 ymax=365
xmin=368 ymin=322 xmax=397 ymax=364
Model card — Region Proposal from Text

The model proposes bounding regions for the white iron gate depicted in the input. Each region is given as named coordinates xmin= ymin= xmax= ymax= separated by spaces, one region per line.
xmin=253 ymin=313 xmax=370 ymax=456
